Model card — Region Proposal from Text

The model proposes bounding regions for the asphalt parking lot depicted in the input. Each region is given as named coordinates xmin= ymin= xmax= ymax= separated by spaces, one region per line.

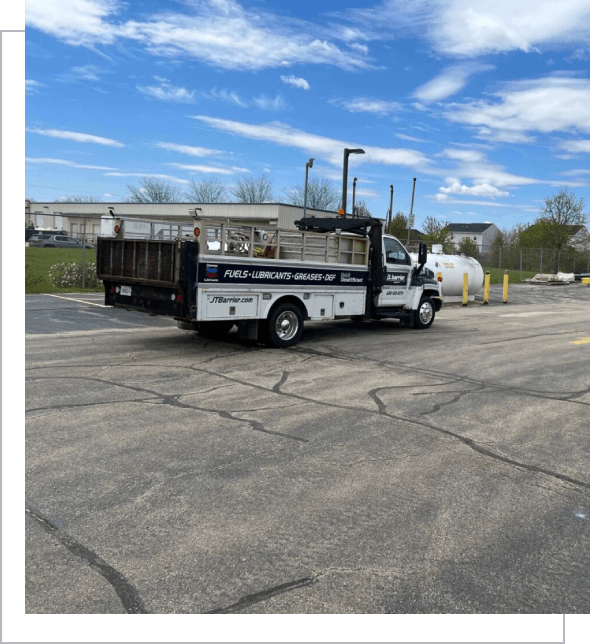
xmin=26 ymin=284 xmax=590 ymax=614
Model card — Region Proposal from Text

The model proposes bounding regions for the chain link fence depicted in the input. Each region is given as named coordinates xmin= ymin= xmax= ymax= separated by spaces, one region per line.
xmin=27 ymin=214 xmax=590 ymax=289
xmin=25 ymin=213 xmax=198 ymax=290
xmin=404 ymin=239 xmax=590 ymax=276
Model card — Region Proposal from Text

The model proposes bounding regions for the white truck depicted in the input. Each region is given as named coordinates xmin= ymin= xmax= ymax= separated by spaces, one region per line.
xmin=96 ymin=215 xmax=442 ymax=347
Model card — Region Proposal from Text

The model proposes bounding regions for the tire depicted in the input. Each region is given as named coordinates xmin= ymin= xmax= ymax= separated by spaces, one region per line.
xmin=197 ymin=321 xmax=234 ymax=338
xmin=45 ymin=244 xmax=55 ymax=248
xmin=414 ymin=296 xmax=435 ymax=330
xmin=264 ymin=303 xmax=303 ymax=348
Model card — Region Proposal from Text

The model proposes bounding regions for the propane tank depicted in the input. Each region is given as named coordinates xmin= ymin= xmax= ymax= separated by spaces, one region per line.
xmin=410 ymin=249 xmax=484 ymax=298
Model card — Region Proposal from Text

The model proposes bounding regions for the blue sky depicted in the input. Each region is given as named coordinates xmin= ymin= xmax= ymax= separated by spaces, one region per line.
xmin=25 ymin=0 xmax=590 ymax=231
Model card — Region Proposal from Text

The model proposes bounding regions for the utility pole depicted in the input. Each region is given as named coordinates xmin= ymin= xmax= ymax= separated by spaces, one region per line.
xmin=387 ymin=185 xmax=394 ymax=232
xmin=406 ymin=178 xmax=416 ymax=246
xmin=341 ymin=148 xmax=365 ymax=215
xmin=303 ymin=157 xmax=314 ymax=218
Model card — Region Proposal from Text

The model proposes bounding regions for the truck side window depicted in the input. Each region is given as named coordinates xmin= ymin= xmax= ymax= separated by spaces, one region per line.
xmin=384 ymin=238 xmax=410 ymax=265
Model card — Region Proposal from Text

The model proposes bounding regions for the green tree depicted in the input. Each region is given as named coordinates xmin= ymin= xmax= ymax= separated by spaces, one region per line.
xmin=422 ymin=216 xmax=450 ymax=243
xmin=521 ymin=189 xmax=587 ymax=272
xmin=387 ymin=211 xmax=408 ymax=239
xmin=457 ymin=237 xmax=479 ymax=258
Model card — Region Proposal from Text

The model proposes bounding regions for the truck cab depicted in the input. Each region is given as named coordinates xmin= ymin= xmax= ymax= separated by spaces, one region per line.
xmin=374 ymin=234 xmax=442 ymax=327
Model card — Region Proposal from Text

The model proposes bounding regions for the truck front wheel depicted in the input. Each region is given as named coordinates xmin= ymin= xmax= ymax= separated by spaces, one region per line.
xmin=264 ymin=303 xmax=304 ymax=348
xmin=414 ymin=296 xmax=435 ymax=329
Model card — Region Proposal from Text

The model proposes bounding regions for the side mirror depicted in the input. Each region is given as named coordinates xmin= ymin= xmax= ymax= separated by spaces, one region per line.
xmin=418 ymin=242 xmax=427 ymax=265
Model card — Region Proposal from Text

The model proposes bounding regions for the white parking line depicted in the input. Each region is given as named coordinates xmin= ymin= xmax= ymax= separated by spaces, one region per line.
xmin=47 ymin=293 xmax=110 ymax=308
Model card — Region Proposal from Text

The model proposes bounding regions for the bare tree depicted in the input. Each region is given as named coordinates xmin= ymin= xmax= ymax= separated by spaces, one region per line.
xmin=185 ymin=178 xmax=228 ymax=203
xmin=540 ymin=188 xmax=587 ymax=228
xmin=283 ymin=177 xmax=340 ymax=211
xmin=230 ymin=175 xmax=274 ymax=203
xmin=126 ymin=178 xmax=186 ymax=203
xmin=58 ymin=195 xmax=103 ymax=202
xmin=353 ymin=199 xmax=372 ymax=218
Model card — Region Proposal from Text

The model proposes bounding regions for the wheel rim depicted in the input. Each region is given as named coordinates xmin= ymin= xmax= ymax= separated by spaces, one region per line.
xmin=275 ymin=311 xmax=299 ymax=341
xmin=419 ymin=301 xmax=434 ymax=325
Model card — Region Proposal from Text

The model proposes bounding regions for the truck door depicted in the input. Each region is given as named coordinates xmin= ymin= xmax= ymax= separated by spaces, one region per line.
xmin=377 ymin=236 xmax=413 ymax=308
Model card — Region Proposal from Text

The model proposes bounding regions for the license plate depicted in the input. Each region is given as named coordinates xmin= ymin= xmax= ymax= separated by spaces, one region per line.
xmin=120 ymin=285 xmax=132 ymax=296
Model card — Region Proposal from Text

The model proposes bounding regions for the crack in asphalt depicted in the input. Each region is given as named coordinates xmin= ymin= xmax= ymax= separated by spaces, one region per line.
xmin=205 ymin=576 xmax=316 ymax=613
xmin=290 ymin=346 xmax=590 ymax=405
xmin=26 ymin=506 xmax=148 ymax=614
xmin=367 ymin=387 xmax=590 ymax=492
xmin=418 ymin=383 xmax=487 ymax=416
xmin=26 ymin=357 xmax=590 ymax=490
xmin=25 ymin=375 xmax=307 ymax=443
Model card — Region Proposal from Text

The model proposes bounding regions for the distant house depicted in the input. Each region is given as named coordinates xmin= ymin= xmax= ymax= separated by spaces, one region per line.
xmin=568 ymin=225 xmax=590 ymax=251
xmin=523 ymin=223 xmax=590 ymax=252
xmin=447 ymin=223 xmax=500 ymax=253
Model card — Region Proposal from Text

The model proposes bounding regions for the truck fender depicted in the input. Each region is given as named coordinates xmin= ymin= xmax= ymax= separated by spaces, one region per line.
xmin=265 ymin=295 xmax=309 ymax=320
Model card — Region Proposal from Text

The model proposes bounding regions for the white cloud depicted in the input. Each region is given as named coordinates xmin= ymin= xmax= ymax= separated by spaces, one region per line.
xmin=25 ymin=157 xmax=116 ymax=170
xmin=432 ymin=0 xmax=590 ymax=56
xmin=413 ymin=64 xmax=493 ymax=103
xmin=27 ymin=127 xmax=124 ymax=147
xmin=155 ymin=142 xmax=224 ymax=157
xmin=252 ymin=95 xmax=285 ymax=111
xmin=349 ymin=43 xmax=369 ymax=54
xmin=137 ymin=79 xmax=195 ymax=103
xmin=440 ymin=148 xmax=486 ymax=163
xmin=331 ymin=97 xmax=403 ymax=115
xmin=280 ymin=75 xmax=310 ymax=90
xmin=26 ymin=0 xmax=118 ymax=45
xmin=26 ymin=0 xmax=369 ymax=71
xmin=167 ymin=163 xmax=249 ymax=175
xmin=105 ymin=172 xmax=191 ymax=184
xmin=561 ymin=168 xmax=590 ymax=176
xmin=395 ymin=133 xmax=429 ymax=143
xmin=443 ymin=77 xmax=590 ymax=141
xmin=431 ymin=194 xmax=537 ymax=210
xmin=26 ymin=80 xmax=43 ymax=94
xmin=202 ymin=88 xmax=248 ymax=108
xmin=191 ymin=115 xmax=430 ymax=169
xmin=559 ymin=139 xmax=590 ymax=153
xmin=439 ymin=182 xmax=510 ymax=198
xmin=339 ymin=1 xmax=590 ymax=58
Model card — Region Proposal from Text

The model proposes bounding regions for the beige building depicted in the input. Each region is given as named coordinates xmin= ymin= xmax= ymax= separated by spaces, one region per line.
xmin=25 ymin=201 xmax=341 ymax=239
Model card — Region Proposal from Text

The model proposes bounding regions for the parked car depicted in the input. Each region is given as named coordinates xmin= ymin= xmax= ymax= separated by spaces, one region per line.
xmin=29 ymin=234 xmax=94 ymax=249
xmin=25 ymin=228 xmax=65 ymax=242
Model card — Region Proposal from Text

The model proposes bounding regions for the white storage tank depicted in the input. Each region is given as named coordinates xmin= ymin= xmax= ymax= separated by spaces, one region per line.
xmin=410 ymin=246 xmax=484 ymax=300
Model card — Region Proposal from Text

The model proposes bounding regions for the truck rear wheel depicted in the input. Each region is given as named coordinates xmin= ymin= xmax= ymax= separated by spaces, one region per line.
xmin=264 ymin=303 xmax=303 ymax=348
xmin=414 ymin=296 xmax=435 ymax=330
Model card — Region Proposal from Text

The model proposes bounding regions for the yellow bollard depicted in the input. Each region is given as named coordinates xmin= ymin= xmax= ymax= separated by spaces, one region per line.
xmin=462 ymin=273 xmax=469 ymax=306
xmin=483 ymin=272 xmax=490 ymax=304
xmin=503 ymin=270 xmax=509 ymax=303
